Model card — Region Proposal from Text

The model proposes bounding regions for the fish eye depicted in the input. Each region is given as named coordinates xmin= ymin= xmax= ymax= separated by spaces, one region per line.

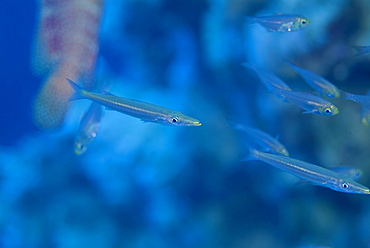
xmin=77 ymin=143 xmax=85 ymax=150
xmin=171 ymin=117 xmax=179 ymax=123
xmin=341 ymin=182 xmax=349 ymax=189
xmin=323 ymin=107 xmax=332 ymax=115
xmin=301 ymin=19 xmax=307 ymax=25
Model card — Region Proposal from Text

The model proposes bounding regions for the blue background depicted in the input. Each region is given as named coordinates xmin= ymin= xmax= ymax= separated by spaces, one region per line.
xmin=1 ymin=0 xmax=370 ymax=247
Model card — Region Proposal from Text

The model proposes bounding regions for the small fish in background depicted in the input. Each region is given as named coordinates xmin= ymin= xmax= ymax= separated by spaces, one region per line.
xmin=270 ymin=86 xmax=339 ymax=116
xmin=74 ymin=102 xmax=103 ymax=155
xmin=286 ymin=62 xmax=341 ymax=98
xmin=242 ymin=62 xmax=338 ymax=116
xmin=331 ymin=166 xmax=363 ymax=181
xmin=230 ymin=121 xmax=289 ymax=156
xmin=244 ymin=148 xmax=370 ymax=194
xmin=66 ymin=79 xmax=202 ymax=126
xmin=242 ymin=61 xmax=292 ymax=102
xmin=352 ymin=46 xmax=370 ymax=56
xmin=245 ymin=14 xmax=311 ymax=32
xmin=360 ymin=90 xmax=370 ymax=126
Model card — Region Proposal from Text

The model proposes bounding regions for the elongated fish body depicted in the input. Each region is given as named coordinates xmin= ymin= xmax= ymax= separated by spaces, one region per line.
xmin=297 ymin=166 xmax=363 ymax=186
xmin=352 ymin=46 xmax=370 ymax=56
xmin=242 ymin=61 xmax=291 ymax=102
xmin=74 ymin=102 xmax=103 ymax=155
xmin=272 ymin=87 xmax=339 ymax=116
xmin=245 ymin=149 xmax=370 ymax=194
xmin=231 ymin=122 xmax=289 ymax=156
xmin=286 ymin=62 xmax=341 ymax=98
xmin=245 ymin=14 xmax=311 ymax=32
xmin=67 ymin=79 xmax=201 ymax=126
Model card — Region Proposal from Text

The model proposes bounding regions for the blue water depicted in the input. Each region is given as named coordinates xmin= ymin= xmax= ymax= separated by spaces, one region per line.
xmin=1 ymin=0 xmax=370 ymax=247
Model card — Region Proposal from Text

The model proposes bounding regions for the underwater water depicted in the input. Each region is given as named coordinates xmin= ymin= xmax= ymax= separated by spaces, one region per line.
xmin=2 ymin=0 xmax=370 ymax=247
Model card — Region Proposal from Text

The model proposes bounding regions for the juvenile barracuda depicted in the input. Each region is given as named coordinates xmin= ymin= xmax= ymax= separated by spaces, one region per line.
xmin=242 ymin=61 xmax=291 ymax=102
xmin=271 ymin=86 xmax=339 ymax=116
xmin=74 ymin=102 xmax=103 ymax=155
xmin=297 ymin=166 xmax=363 ymax=185
xmin=231 ymin=122 xmax=289 ymax=156
xmin=245 ymin=14 xmax=311 ymax=32
xmin=244 ymin=148 xmax=370 ymax=194
xmin=352 ymin=46 xmax=370 ymax=56
xmin=67 ymin=79 xmax=201 ymax=126
xmin=286 ymin=62 xmax=341 ymax=98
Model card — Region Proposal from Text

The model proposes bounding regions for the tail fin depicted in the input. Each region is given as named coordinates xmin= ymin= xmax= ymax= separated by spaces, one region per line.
xmin=241 ymin=147 xmax=260 ymax=162
xmin=245 ymin=16 xmax=257 ymax=26
xmin=338 ymin=90 xmax=352 ymax=99
xmin=66 ymin=78 xmax=86 ymax=101
xmin=352 ymin=46 xmax=370 ymax=56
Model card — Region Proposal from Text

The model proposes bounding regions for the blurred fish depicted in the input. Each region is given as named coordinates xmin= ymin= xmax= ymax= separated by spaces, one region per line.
xmin=242 ymin=61 xmax=291 ymax=102
xmin=332 ymin=166 xmax=363 ymax=181
xmin=67 ymin=79 xmax=202 ymax=126
xmin=230 ymin=122 xmax=289 ymax=156
xmin=244 ymin=148 xmax=370 ymax=194
xmin=271 ymin=87 xmax=339 ymax=116
xmin=352 ymin=46 xmax=370 ymax=56
xmin=286 ymin=62 xmax=341 ymax=98
xmin=340 ymin=90 xmax=370 ymax=112
xmin=245 ymin=14 xmax=311 ymax=32
xmin=74 ymin=102 xmax=103 ymax=155
xmin=361 ymin=90 xmax=370 ymax=126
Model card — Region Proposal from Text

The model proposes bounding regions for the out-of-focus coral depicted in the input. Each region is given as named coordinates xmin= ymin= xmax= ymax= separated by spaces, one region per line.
xmin=32 ymin=0 xmax=103 ymax=130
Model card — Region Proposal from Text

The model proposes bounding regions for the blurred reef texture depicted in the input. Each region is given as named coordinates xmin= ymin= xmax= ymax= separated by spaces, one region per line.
xmin=1 ymin=0 xmax=370 ymax=247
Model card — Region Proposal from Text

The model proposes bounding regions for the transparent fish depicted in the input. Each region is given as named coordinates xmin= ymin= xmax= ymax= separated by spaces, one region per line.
xmin=74 ymin=102 xmax=103 ymax=155
xmin=244 ymin=148 xmax=370 ymax=194
xmin=245 ymin=14 xmax=311 ymax=32
xmin=286 ymin=62 xmax=341 ymax=98
xmin=331 ymin=166 xmax=363 ymax=181
xmin=352 ymin=46 xmax=370 ymax=56
xmin=230 ymin=122 xmax=289 ymax=156
xmin=67 ymin=79 xmax=201 ymax=126
xmin=361 ymin=90 xmax=370 ymax=126
xmin=340 ymin=90 xmax=370 ymax=114
xmin=271 ymin=87 xmax=339 ymax=116
xmin=242 ymin=61 xmax=291 ymax=102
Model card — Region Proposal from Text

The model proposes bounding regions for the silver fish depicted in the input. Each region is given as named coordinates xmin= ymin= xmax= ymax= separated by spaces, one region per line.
xmin=244 ymin=148 xmax=370 ymax=194
xmin=245 ymin=14 xmax=311 ymax=32
xmin=74 ymin=102 xmax=103 ymax=155
xmin=67 ymin=79 xmax=201 ymax=126
xmin=271 ymin=87 xmax=339 ymax=116
xmin=242 ymin=61 xmax=291 ymax=102
xmin=231 ymin=122 xmax=289 ymax=156
xmin=286 ymin=62 xmax=341 ymax=98
xmin=297 ymin=166 xmax=363 ymax=186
